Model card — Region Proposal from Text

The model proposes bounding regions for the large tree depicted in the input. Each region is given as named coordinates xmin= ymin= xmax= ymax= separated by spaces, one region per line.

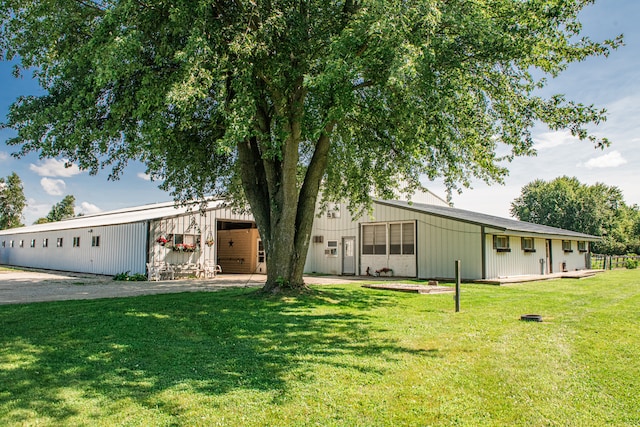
xmin=0 ymin=0 xmax=620 ymax=291
xmin=511 ymin=176 xmax=638 ymax=254
xmin=0 ymin=172 xmax=27 ymax=229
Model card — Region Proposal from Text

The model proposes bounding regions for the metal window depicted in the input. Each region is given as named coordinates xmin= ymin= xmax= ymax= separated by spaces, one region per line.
xmin=362 ymin=224 xmax=386 ymax=255
xmin=521 ymin=237 xmax=535 ymax=252
xmin=493 ymin=235 xmax=510 ymax=251
xmin=389 ymin=222 xmax=415 ymax=255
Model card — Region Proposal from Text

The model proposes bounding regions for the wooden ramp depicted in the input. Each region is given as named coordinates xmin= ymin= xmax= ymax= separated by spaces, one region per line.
xmin=474 ymin=269 xmax=603 ymax=285
xmin=362 ymin=283 xmax=454 ymax=294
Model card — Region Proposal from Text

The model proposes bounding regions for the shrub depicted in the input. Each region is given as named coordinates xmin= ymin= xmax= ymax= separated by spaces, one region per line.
xmin=113 ymin=271 xmax=148 ymax=281
xmin=625 ymin=257 xmax=639 ymax=269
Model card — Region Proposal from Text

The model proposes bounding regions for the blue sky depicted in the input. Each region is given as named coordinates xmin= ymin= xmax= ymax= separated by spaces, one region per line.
xmin=1 ymin=0 xmax=639 ymax=225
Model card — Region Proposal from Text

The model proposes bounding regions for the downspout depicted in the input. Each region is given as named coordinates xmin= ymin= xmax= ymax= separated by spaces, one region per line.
xmin=414 ymin=220 xmax=418 ymax=278
xmin=358 ymin=223 xmax=362 ymax=276
xmin=481 ymin=226 xmax=486 ymax=280
xmin=145 ymin=221 xmax=151 ymax=272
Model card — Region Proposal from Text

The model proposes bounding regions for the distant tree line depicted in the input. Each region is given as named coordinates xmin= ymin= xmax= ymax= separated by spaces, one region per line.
xmin=511 ymin=176 xmax=640 ymax=255
xmin=0 ymin=172 xmax=78 ymax=229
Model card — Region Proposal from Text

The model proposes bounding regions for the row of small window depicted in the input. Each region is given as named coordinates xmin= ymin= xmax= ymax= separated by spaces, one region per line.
xmin=1 ymin=236 xmax=101 ymax=248
xmin=493 ymin=236 xmax=588 ymax=253
xmin=362 ymin=222 xmax=415 ymax=255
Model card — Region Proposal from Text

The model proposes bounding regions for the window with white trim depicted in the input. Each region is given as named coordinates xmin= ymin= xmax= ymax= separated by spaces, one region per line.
xmin=91 ymin=235 xmax=101 ymax=247
xmin=57 ymin=238 xmax=64 ymax=248
xmin=562 ymin=240 xmax=572 ymax=252
xmin=73 ymin=237 xmax=81 ymax=247
xmin=362 ymin=224 xmax=386 ymax=255
xmin=578 ymin=241 xmax=588 ymax=252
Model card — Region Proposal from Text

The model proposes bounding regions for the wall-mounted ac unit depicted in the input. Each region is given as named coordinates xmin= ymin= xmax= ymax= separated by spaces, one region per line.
xmin=326 ymin=202 xmax=341 ymax=218
xmin=313 ymin=235 xmax=324 ymax=243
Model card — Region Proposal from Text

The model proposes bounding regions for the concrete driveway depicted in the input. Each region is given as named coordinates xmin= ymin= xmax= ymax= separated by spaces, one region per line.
xmin=0 ymin=268 xmax=361 ymax=305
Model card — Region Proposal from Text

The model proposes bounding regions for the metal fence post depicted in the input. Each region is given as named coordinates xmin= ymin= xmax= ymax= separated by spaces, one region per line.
xmin=455 ymin=260 xmax=461 ymax=313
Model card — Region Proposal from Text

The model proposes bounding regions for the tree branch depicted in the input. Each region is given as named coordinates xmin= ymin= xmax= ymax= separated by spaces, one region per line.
xmin=72 ymin=0 xmax=106 ymax=12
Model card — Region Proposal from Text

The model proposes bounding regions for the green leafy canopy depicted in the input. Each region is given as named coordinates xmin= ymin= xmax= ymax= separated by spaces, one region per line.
xmin=1 ymin=1 xmax=620 ymax=203
xmin=0 ymin=0 xmax=622 ymax=288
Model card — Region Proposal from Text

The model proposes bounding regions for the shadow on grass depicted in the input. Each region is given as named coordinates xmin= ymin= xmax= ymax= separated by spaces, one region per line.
xmin=0 ymin=286 xmax=436 ymax=424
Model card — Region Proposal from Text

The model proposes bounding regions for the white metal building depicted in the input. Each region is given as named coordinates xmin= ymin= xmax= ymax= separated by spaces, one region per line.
xmin=0 ymin=200 xmax=262 ymax=276
xmin=1 ymin=193 xmax=598 ymax=280
xmin=305 ymin=199 xmax=599 ymax=280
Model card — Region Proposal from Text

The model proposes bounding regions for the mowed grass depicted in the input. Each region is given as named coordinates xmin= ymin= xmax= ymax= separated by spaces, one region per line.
xmin=1 ymin=271 xmax=639 ymax=426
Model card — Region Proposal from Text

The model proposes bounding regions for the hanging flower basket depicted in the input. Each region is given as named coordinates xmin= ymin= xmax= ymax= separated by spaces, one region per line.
xmin=156 ymin=236 xmax=168 ymax=246
xmin=205 ymin=239 xmax=215 ymax=247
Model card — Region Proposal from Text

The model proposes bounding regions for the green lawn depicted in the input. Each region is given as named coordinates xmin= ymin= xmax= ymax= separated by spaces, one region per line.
xmin=1 ymin=271 xmax=639 ymax=426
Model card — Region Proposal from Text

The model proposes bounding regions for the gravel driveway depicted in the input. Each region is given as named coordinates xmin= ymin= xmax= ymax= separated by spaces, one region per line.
xmin=0 ymin=268 xmax=269 ymax=305
xmin=0 ymin=268 xmax=361 ymax=305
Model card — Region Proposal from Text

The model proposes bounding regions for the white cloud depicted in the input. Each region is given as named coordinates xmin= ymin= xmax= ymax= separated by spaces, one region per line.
xmin=76 ymin=201 xmax=102 ymax=216
xmin=0 ymin=151 xmax=8 ymax=161
xmin=137 ymin=172 xmax=151 ymax=181
xmin=533 ymin=130 xmax=579 ymax=150
xmin=40 ymin=177 xmax=66 ymax=196
xmin=580 ymin=150 xmax=628 ymax=169
xmin=30 ymin=158 xmax=81 ymax=177
xmin=24 ymin=199 xmax=51 ymax=225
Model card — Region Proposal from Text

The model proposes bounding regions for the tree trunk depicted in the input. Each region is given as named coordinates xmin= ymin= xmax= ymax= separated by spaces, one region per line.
xmin=237 ymin=113 xmax=333 ymax=293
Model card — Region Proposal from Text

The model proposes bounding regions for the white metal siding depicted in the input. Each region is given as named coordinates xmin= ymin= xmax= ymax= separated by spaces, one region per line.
xmin=417 ymin=214 xmax=482 ymax=280
xmin=0 ymin=203 xmax=257 ymax=277
xmin=360 ymin=204 xmax=418 ymax=277
xmin=305 ymin=201 xmax=483 ymax=279
xmin=304 ymin=205 xmax=359 ymax=275
xmin=485 ymin=236 xmax=590 ymax=278
xmin=0 ymin=223 xmax=148 ymax=275
xmin=553 ymin=240 xmax=589 ymax=272
xmin=148 ymin=206 xmax=256 ymax=269
xmin=485 ymin=235 xmax=547 ymax=278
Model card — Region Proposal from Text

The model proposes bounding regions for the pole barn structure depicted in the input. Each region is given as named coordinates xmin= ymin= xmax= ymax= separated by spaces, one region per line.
xmin=1 ymin=193 xmax=599 ymax=281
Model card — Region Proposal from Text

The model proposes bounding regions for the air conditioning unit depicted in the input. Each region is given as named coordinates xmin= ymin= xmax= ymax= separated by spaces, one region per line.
xmin=327 ymin=202 xmax=341 ymax=218
xmin=313 ymin=235 xmax=324 ymax=244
